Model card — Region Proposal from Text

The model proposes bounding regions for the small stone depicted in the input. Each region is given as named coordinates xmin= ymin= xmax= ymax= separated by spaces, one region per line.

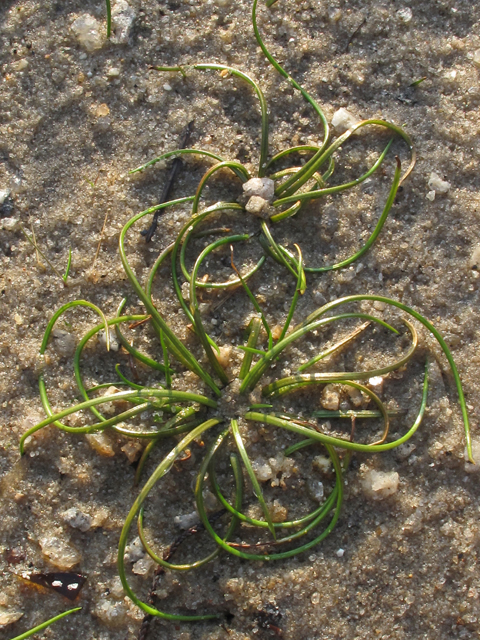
xmin=473 ymin=49 xmax=480 ymax=69
xmin=72 ymin=14 xmax=104 ymax=52
xmin=121 ymin=441 xmax=143 ymax=463
xmin=0 ymin=189 xmax=10 ymax=205
xmin=163 ymin=83 xmax=172 ymax=91
xmin=96 ymin=103 xmax=110 ymax=117
xmin=328 ymin=6 xmax=342 ymax=22
xmin=321 ymin=384 xmax=340 ymax=411
xmin=0 ymin=609 xmax=24 ymax=626
xmin=132 ymin=555 xmax=155 ymax=575
xmin=427 ymin=172 xmax=450 ymax=194
xmin=308 ymin=479 xmax=325 ymax=502
xmin=93 ymin=600 xmax=128 ymax=627
xmin=397 ymin=7 xmax=412 ymax=23
xmin=216 ymin=345 xmax=232 ymax=368
xmin=336 ymin=548 xmax=345 ymax=558
xmin=312 ymin=455 xmax=332 ymax=474
xmin=51 ymin=329 xmax=76 ymax=356
xmin=1 ymin=217 xmax=19 ymax=231
xmin=367 ymin=376 xmax=383 ymax=396
xmin=331 ymin=108 xmax=360 ymax=134
xmin=242 ymin=177 xmax=275 ymax=202
xmin=269 ymin=499 xmax=288 ymax=523
xmin=107 ymin=67 xmax=120 ymax=78
xmin=85 ymin=431 xmax=115 ymax=457
xmin=39 ymin=536 xmax=81 ymax=569
xmin=174 ymin=511 xmax=198 ymax=530
xmin=111 ymin=0 xmax=135 ymax=44
xmin=311 ymin=592 xmax=320 ymax=605
xmin=109 ymin=577 xmax=125 ymax=599
xmin=426 ymin=190 xmax=435 ymax=202
xmin=252 ymin=459 xmax=273 ymax=482
xmin=245 ymin=195 xmax=269 ymax=218
xmin=346 ymin=385 xmax=364 ymax=408
xmin=373 ymin=300 xmax=386 ymax=311
xmin=124 ymin=536 xmax=145 ymax=563
xmin=11 ymin=58 xmax=28 ymax=71
xmin=361 ymin=470 xmax=399 ymax=499
xmin=62 ymin=507 xmax=93 ymax=532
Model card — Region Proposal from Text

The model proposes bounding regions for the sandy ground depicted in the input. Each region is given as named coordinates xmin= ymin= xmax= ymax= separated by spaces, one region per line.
xmin=1 ymin=0 xmax=480 ymax=638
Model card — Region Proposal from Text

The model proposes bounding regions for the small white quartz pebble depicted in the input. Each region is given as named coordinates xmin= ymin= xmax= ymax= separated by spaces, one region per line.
xmin=72 ymin=14 xmax=104 ymax=52
xmin=426 ymin=190 xmax=436 ymax=202
xmin=336 ymin=548 xmax=345 ymax=558
xmin=124 ymin=536 xmax=145 ymax=562
xmin=331 ymin=108 xmax=360 ymax=134
xmin=62 ymin=507 xmax=93 ymax=532
xmin=473 ymin=49 xmax=480 ymax=69
xmin=174 ymin=511 xmax=198 ymax=530
xmin=368 ymin=376 xmax=383 ymax=396
xmin=361 ymin=470 xmax=399 ymax=500
xmin=0 ymin=217 xmax=19 ymax=231
xmin=321 ymin=384 xmax=340 ymax=411
xmin=242 ymin=177 xmax=275 ymax=201
xmin=428 ymin=172 xmax=450 ymax=194
xmin=107 ymin=67 xmax=120 ymax=78
xmin=397 ymin=7 xmax=412 ymax=23
xmin=0 ymin=189 xmax=10 ymax=205
xmin=111 ymin=0 xmax=136 ymax=44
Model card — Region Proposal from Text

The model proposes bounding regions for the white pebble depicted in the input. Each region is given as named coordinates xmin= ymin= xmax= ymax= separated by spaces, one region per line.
xmin=163 ymin=83 xmax=172 ymax=91
xmin=174 ymin=511 xmax=198 ymax=530
xmin=71 ymin=14 xmax=104 ymax=52
xmin=242 ymin=177 xmax=275 ymax=202
xmin=368 ymin=376 xmax=383 ymax=396
xmin=0 ymin=189 xmax=10 ymax=205
xmin=111 ymin=0 xmax=135 ymax=44
xmin=426 ymin=190 xmax=435 ymax=202
xmin=107 ymin=67 xmax=121 ymax=78
xmin=397 ymin=7 xmax=412 ymax=23
xmin=321 ymin=384 xmax=340 ymax=411
xmin=427 ymin=172 xmax=450 ymax=194
xmin=361 ymin=470 xmax=399 ymax=499
xmin=336 ymin=548 xmax=345 ymax=558
xmin=1 ymin=217 xmax=19 ymax=231
xmin=331 ymin=108 xmax=360 ymax=134
xmin=124 ymin=536 xmax=145 ymax=562
xmin=62 ymin=507 xmax=93 ymax=532
xmin=252 ymin=459 xmax=273 ymax=481
xmin=132 ymin=555 xmax=155 ymax=575
xmin=473 ymin=49 xmax=480 ymax=69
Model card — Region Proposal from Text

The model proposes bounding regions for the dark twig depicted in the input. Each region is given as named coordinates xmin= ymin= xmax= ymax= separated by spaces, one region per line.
xmin=344 ymin=16 xmax=366 ymax=52
xmin=137 ymin=509 xmax=226 ymax=640
xmin=141 ymin=121 xmax=194 ymax=243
